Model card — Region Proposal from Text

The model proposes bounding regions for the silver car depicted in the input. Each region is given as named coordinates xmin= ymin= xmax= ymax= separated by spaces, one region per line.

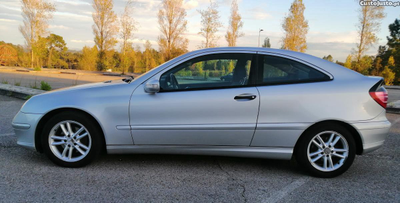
xmin=12 ymin=47 xmax=391 ymax=177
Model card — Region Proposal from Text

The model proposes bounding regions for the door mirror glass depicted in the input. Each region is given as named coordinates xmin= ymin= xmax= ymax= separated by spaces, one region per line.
xmin=144 ymin=79 xmax=160 ymax=93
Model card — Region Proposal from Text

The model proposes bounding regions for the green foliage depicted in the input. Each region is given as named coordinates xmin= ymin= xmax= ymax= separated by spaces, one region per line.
xmin=354 ymin=55 xmax=374 ymax=75
xmin=344 ymin=55 xmax=353 ymax=69
xmin=382 ymin=66 xmax=395 ymax=85
xmin=373 ymin=18 xmax=400 ymax=84
xmin=262 ymin=37 xmax=271 ymax=48
xmin=1 ymin=80 xmax=8 ymax=84
xmin=46 ymin=34 xmax=68 ymax=68
xmin=14 ymin=82 xmax=21 ymax=86
xmin=79 ymin=46 xmax=98 ymax=71
xmin=30 ymin=82 xmax=38 ymax=89
xmin=322 ymin=55 xmax=334 ymax=62
xmin=24 ymin=95 xmax=32 ymax=100
xmin=33 ymin=66 xmax=41 ymax=71
xmin=175 ymin=70 xmax=192 ymax=77
xmin=40 ymin=81 xmax=51 ymax=91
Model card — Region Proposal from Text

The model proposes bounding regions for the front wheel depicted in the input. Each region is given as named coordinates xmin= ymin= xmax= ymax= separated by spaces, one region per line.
xmin=295 ymin=124 xmax=356 ymax=178
xmin=41 ymin=111 xmax=103 ymax=167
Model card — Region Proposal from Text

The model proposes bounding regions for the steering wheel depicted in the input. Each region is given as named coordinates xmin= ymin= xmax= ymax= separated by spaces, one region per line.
xmin=169 ymin=74 xmax=179 ymax=89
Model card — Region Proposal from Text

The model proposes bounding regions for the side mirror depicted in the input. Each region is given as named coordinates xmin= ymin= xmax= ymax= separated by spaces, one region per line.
xmin=144 ymin=79 xmax=160 ymax=93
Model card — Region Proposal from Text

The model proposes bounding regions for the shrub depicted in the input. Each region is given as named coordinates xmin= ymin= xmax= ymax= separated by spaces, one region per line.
xmin=40 ymin=81 xmax=51 ymax=91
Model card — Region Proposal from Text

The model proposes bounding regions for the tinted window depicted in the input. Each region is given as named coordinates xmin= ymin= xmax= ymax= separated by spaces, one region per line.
xmin=160 ymin=53 xmax=253 ymax=91
xmin=262 ymin=55 xmax=330 ymax=84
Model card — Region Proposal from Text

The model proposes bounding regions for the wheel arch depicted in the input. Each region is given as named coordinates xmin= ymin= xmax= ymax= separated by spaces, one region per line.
xmin=35 ymin=107 xmax=106 ymax=153
xmin=293 ymin=120 xmax=363 ymax=157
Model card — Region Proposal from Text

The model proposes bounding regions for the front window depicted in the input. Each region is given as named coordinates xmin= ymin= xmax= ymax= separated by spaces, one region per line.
xmin=160 ymin=53 xmax=253 ymax=91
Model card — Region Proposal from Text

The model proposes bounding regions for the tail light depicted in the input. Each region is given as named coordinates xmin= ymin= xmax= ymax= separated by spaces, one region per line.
xmin=369 ymin=80 xmax=388 ymax=108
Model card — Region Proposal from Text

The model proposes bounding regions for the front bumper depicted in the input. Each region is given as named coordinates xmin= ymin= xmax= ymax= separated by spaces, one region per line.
xmin=351 ymin=120 xmax=391 ymax=154
xmin=12 ymin=111 xmax=43 ymax=150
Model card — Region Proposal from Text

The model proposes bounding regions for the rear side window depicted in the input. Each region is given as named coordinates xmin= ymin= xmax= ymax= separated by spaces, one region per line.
xmin=261 ymin=55 xmax=330 ymax=85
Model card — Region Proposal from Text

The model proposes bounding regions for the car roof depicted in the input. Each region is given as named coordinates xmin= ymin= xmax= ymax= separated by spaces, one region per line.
xmin=186 ymin=47 xmax=364 ymax=80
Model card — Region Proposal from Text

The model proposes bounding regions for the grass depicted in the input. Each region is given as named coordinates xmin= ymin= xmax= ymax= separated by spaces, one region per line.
xmin=30 ymin=81 xmax=38 ymax=89
xmin=40 ymin=81 xmax=51 ymax=91
xmin=1 ymin=80 xmax=8 ymax=84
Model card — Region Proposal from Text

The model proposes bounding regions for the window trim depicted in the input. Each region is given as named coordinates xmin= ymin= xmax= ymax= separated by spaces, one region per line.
xmin=158 ymin=53 xmax=258 ymax=93
xmin=256 ymin=53 xmax=333 ymax=86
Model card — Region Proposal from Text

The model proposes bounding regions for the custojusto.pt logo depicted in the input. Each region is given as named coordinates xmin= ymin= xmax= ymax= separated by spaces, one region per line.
xmin=359 ymin=0 xmax=400 ymax=6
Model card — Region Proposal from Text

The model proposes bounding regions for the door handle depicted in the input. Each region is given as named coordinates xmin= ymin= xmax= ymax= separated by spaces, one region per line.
xmin=234 ymin=94 xmax=257 ymax=100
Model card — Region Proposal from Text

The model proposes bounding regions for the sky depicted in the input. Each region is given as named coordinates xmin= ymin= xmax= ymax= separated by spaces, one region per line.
xmin=0 ymin=0 xmax=399 ymax=62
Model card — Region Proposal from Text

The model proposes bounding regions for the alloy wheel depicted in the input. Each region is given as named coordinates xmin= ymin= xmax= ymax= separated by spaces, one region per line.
xmin=307 ymin=131 xmax=349 ymax=172
xmin=48 ymin=120 xmax=92 ymax=162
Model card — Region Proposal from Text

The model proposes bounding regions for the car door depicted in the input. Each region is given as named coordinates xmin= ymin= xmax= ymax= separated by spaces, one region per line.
xmin=129 ymin=52 xmax=260 ymax=146
xmin=251 ymin=53 xmax=333 ymax=148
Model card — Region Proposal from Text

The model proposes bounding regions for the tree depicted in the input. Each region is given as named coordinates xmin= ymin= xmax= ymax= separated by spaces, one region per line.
xmin=19 ymin=0 xmax=55 ymax=69
xmin=344 ymin=54 xmax=353 ymax=69
xmin=92 ymin=0 xmax=118 ymax=71
xmin=322 ymin=55 xmax=333 ymax=62
xmin=382 ymin=56 xmax=395 ymax=85
xmin=261 ymin=37 xmax=271 ymax=48
xmin=354 ymin=55 xmax=374 ymax=75
xmin=46 ymin=34 xmax=67 ymax=68
xmin=79 ymin=46 xmax=98 ymax=71
xmin=370 ymin=57 xmax=383 ymax=76
xmin=225 ymin=0 xmax=243 ymax=47
xmin=143 ymin=40 xmax=157 ymax=72
xmin=158 ymin=0 xmax=188 ymax=62
xmin=354 ymin=3 xmax=385 ymax=63
xmin=0 ymin=45 xmax=18 ymax=66
xmin=282 ymin=0 xmax=308 ymax=52
xmin=387 ymin=19 xmax=400 ymax=49
xmin=120 ymin=0 xmax=137 ymax=74
xmin=198 ymin=0 xmax=223 ymax=48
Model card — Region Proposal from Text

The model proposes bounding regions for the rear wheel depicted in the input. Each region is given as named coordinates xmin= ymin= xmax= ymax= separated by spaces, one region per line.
xmin=296 ymin=124 xmax=356 ymax=178
xmin=41 ymin=111 xmax=103 ymax=167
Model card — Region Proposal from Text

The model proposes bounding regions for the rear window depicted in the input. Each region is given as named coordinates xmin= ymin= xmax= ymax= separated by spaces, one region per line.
xmin=261 ymin=55 xmax=330 ymax=85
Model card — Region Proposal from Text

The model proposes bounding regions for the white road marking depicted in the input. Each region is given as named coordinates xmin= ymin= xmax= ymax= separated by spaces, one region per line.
xmin=0 ymin=133 xmax=15 ymax=137
xmin=262 ymin=177 xmax=309 ymax=203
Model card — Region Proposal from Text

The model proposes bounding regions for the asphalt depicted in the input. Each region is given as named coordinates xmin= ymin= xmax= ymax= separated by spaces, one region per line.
xmin=0 ymin=95 xmax=399 ymax=202
xmin=388 ymin=88 xmax=400 ymax=103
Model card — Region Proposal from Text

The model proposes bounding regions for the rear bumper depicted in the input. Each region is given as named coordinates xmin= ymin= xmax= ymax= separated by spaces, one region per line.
xmin=351 ymin=120 xmax=391 ymax=154
xmin=12 ymin=111 xmax=43 ymax=150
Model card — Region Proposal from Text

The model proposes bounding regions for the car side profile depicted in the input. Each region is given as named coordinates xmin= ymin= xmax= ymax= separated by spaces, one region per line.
xmin=12 ymin=47 xmax=390 ymax=178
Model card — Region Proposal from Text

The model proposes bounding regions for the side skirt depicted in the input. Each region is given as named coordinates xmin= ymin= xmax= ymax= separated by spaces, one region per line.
xmin=106 ymin=145 xmax=293 ymax=160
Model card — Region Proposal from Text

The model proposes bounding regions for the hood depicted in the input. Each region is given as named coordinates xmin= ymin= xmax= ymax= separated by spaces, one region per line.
xmin=20 ymin=79 xmax=138 ymax=114
xmin=41 ymin=79 xmax=127 ymax=95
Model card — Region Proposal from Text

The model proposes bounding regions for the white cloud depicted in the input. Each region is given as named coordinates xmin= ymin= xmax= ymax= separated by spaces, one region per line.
xmin=247 ymin=7 xmax=271 ymax=20
xmin=54 ymin=12 xmax=92 ymax=22
xmin=183 ymin=0 xmax=199 ymax=10
xmin=307 ymin=31 xmax=359 ymax=44
xmin=56 ymin=0 xmax=91 ymax=6
xmin=49 ymin=25 xmax=70 ymax=30
xmin=0 ymin=5 xmax=21 ymax=12
xmin=0 ymin=18 xmax=17 ymax=22
xmin=71 ymin=39 xmax=93 ymax=43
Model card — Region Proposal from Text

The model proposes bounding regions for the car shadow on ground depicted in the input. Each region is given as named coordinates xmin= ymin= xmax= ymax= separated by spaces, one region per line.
xmin=94 ymin=153 xmax=307 ymax=176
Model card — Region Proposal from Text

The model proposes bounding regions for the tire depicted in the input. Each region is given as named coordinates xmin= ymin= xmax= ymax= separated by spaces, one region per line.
xmin=295 ymin=124 xmax=356 ymax=178
xmin=41 ymin=111 xmax=103 ymax=167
